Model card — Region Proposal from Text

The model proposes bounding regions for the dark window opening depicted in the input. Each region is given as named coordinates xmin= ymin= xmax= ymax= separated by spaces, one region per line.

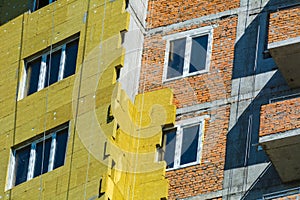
xmin=33 ymin=0 xmax=57 ymax=11
xmin=23 ymin=36 xmax=79 ymax=98
xmin=162 ymin=129 xmax=177 ymax=168
xmin=189 ymin=35 xmax=208 ymax=73
xmin=10 ymin=124 xmax=69 ymax=187
xmin=180 ymin=125 xmax=199 ymax=165
xmin=34 ymin=138 xmax=52 ymax=177
xmin=14 ymin=145 xmax=31 ymax=186
xmin=25 ymin=57 xmax=42 ymax=96
xmin=53 ymin=127 xmax=68 ymax=168
xmin=45 ymin=50 xmax=61 ymax=87
xmin=64 ymin=39 xmax=79 ymax=78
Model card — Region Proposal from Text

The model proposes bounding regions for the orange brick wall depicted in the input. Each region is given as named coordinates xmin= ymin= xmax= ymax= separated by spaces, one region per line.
xmin=139 ymin=17 xmax=237 ymax=108
xmin=273 ymin=194 xmax=300 ymax=200
xmin=260 ymin=97 xmax=300 ymax=137
xmin=268 ymin=6 xmax=300 ymax=44
xmin=146 ymin=0 xmax=239 ymax=28
xmin=166 ymin=106 xmax=230 ymax=199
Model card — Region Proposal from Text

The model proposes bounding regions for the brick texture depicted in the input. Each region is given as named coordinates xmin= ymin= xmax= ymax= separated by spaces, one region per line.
xmin=146 ymin=0 xmax=239 ymax=28
xmin=268 ymin=6 xmax=300 ymax=44
xmin=260 ymin=97 xmax=300 ymax=137
xmin=273 ymin=194 xmax=300 ymax=200
xmin=139 ymin=17 xmax=237 ymax=108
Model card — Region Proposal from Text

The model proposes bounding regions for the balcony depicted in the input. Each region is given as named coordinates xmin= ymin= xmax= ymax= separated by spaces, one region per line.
xmin=259 ymin=96 xmax=300 ymax=183
xmin=268 ymin=6 xmax=300 ymax=88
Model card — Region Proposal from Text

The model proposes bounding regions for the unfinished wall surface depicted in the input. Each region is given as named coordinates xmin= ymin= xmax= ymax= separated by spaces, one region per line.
xmin=146 ymin=0 xmax=240 ymax=28
xmin=268 ymin=6 xmax=300 ymax=44
xmin=260 ymin=97 xmax=300 ymax=137
xmin=142 ymin=0 xmax=300 ymax=199
xmin=0 ymin=0 xmax=176 ymax=199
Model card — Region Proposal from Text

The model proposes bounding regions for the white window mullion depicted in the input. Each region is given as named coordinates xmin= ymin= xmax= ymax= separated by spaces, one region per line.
xmin=48 ymin=133 xmax=57 ymax=172
xmin=27 ymin=143 xmax=36 ymax=181
xmin=6 ymin=151 xmax=16 ymax=190
xmin=197 ymin=121 xmax=205 ymax=163
xmin=183 ymin=37 xmax=192 ymax=76
xmin=174 ymin=127 xmax=182 ymax=168
xmin=58 ymin=45 xmax=66 ymax=81
xmin=19 ymin=67 xmax=27 ymax=100
xmin=38 ymin=55 xmax=47 ymax=91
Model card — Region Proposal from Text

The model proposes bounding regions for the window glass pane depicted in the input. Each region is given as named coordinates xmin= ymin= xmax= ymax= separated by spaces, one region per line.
xmin=163 ymin=129 xmax=176 ymax=168
xmin=54 ymin=128 xmax=68 ymax=169
xmin=45 ymin=50 xmax=61 ymax=87
xmin=34 ymin=138 xmax=52 ymax=177
xmin=180 ymin=125 xmax=199 ymax=165
xmin=64 ymin=39 xmax=79 ymax=78
xmin=189 ymin=35 xmax=208 ymax=73
xmin=167 ymin=38 xmax=186 ymax=79
xmin=35 ymin=0 xmax=50 ymax=10
xmin=26 ymin=57 xmax=41 ymax=96
xmin=15 ymin=145 xmax=31 ymax=186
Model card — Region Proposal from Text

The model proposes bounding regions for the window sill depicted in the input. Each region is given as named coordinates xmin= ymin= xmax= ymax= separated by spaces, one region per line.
xmin=162 ymin=69 xmax=209 ymax=84
xmin=165 ymin=161 xmax=200 ymax=172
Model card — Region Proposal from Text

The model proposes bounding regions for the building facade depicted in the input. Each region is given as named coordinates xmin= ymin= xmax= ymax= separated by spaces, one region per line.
xmin=140 ymin=0 xmax=300 ymax=199
xmin=1 ymin=0 xmax=300 ymax=199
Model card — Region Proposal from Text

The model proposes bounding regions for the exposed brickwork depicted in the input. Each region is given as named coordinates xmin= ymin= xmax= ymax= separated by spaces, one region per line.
xmin=273 ymin=194 xmax=300 ymax=200
xmin=139 ymin=17 xmax=237 ymax=108
xmin=268 ymin=6 xmax=300 ymax=44
xmin=166 ymin=106 xmax=230 ymax=199
xmin=260 ymin=97 xmax=300 ymax=137
xmin=146 ymin=0 xmax=239 ymax=28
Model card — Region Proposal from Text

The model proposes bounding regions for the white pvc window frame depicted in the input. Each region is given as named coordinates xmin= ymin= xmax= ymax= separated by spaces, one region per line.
xmin=5 ymin=124 xmax=70 ymax=190
xmin=19 ymin=36 xmax=78 ymax=100
xmin=160 ymin=116 xmax=207 ymax=170
xmin=162 ymin=26 xmax=214 ymax=82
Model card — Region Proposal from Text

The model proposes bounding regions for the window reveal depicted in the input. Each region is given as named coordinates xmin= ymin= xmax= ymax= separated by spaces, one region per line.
xmin=22 ymin=37 xmax=79 ymax=98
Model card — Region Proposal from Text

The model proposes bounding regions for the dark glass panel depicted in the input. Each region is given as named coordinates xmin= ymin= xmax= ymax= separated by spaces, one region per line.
xmin=53 ymin=128 xmax=68 ymax=169
xmin=180 ymin=125 xmax=199 ymax=165
xmin=26 ymin=57 xmax=41 ymax=96
xmin=189 ymin=35 xmax=208 ymax=73
xmin=34 ymin=138 xmax=52 ymax=177
xmin=163 ymin=129 xmax=177 ymax=168
xmin=64 ymin=39 xmax=79 ymax=78
xmin=45 ymin=50 xmax=61 ymax=87
xmin=167 ymin=38 xmax=186 ymax=79
xmin=15 ymin=145 xmax=31 ymax=185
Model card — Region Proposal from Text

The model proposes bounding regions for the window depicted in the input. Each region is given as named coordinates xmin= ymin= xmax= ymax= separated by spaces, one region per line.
xmin=21 ymin=36 xmax=79 ymax=98
xmin=6 ymin=124 xmax=69 ymax=189
xmin=163 ymin=27 xmax=213 ymax=81
xmin=32 ymin=0 xmax=57 ymax=11
xmin=158 ymin=118 xmax=205 ymax=170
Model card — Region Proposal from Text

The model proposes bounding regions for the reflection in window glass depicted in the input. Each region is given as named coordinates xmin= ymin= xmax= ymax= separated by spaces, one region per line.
xmin=15 ymin=145 xmax=31 ymax=185
xmin=163 ymin=129 xmax=177 ymax=168
xmin=167 ymin=38 xmax=186 ymax=79
xmin=189 ymin=35 xmax=208 ymax=73
xmin=180 ymin=125 xmax=199 ymax=165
